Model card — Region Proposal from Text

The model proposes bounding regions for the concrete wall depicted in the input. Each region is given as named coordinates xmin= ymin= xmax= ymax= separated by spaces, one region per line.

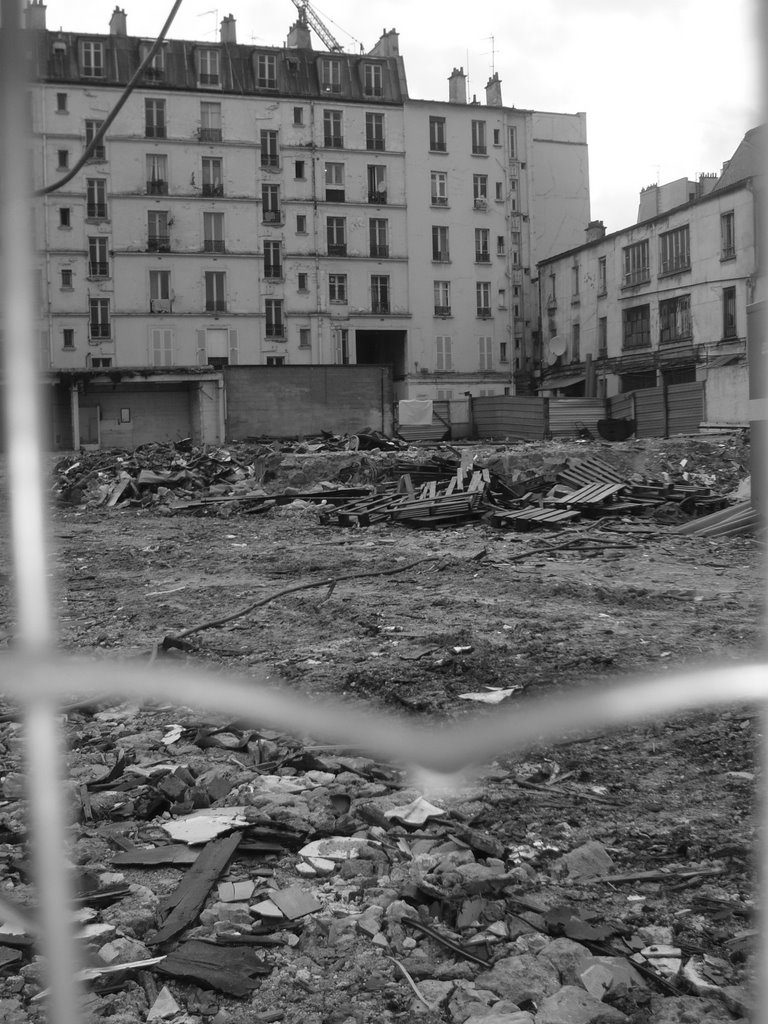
xmin=80 ymin=383 xmax=195 ymax=448
xmin=705 ymin=363 xmax=750 ymax=423
xmin=224 ymin=365 xmax=393 ymax=439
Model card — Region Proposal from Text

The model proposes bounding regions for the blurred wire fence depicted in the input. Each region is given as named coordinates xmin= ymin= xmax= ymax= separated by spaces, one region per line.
xmin=1 ymin=1 xmax=767 ymax=1022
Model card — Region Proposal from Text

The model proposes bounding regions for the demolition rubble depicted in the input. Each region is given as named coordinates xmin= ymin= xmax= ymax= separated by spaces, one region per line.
xmin=0 ymin=431 xmax=760 ymax=1023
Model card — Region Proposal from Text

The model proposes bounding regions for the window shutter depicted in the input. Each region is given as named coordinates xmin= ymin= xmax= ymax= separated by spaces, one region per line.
xmin=196 ymin=329 xmax=207 ymax=366
xmin=228 ymin=328 xmax=238 ymax=365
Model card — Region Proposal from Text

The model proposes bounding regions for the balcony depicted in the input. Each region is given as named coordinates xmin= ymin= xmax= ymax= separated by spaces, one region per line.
xmin=434 ymin=305 xmax=451 ymax=317
xmin=367 ymin=190 xmax=387 ymax=205
xmin=202 ymin=183 xmax=224 ymax=197
xmin=150 ymin=298 xmax=171 ymax=313
xmin=146 ymin=179 xmax=168 ymax=195
xmin=328 ymin=243 xmax=347 ymax=257
xmin=265 ymin=324 xmax=284 ymax=338
xmin=366 ymin=139 xmax=385 ymax=152
xmin=145 ymin=126 xmax=166 ymax=139
xmin=86 ymin=204 xmax=108 ymax=219
xmin=261 ymin=153 xmax=280 ymax=169
xmin=147 ymin=235 xmax=171 ymax=252
xmin=87 ymin=146 xmax=106 ymax=162
xmin=473 ymin=198 xmax=487 ymax=210
xmin=371 ymin=300 xmax=390 ymax=314
xmin=324 ymin=136 xmax=344 ymax=149
xmin=198 ymin=127 xmax=222 ymax=142
xmin=205 ymin=300 xmax=227 ymax=313
xmin=370 ymin=244 xmax=389 ymax=259
xmin=88 ymin=261 xmax=109 ymax=278
xmin=143 ymin=66 xmax=164 ymax=82
xmin=263 ymin=210 xmax=283 ymax=225
xmin=432 ymin=250 xmax=450 ymax=263
xmin=431 ymin=196 xmax=448 ymax=207
xmin=89 ymin=323 xmax=111 ymax=339
xmin=475 ymin=251 xmax=491 ymax=263
xmin=430 ymin=141 xmax=447 ymax=153
xmin=264 ymin=265 xmax=282 ymax=279
xmin=477 ymin=307 xmax=492 ymax=318
xmin=198 ymin=73 xmax=220 ymax=87
xmin=203 ymin=239 xmax=226 ymax=253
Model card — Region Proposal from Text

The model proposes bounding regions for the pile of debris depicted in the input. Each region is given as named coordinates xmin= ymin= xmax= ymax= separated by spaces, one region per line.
xmin=0 ymin=705 xmax=754 ymax=1022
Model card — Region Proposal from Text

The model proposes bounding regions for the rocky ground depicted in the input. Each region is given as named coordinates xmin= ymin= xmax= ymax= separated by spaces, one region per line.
xmin=0 ymin=433 xmax=763 ymax=1024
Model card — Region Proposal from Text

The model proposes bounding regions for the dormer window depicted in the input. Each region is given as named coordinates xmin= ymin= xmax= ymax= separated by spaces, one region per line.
xmin=363 ymin=63 xmax=382 ymax=97
xmin=198 ymin=48 xmax=221 ymax=87
xmin=320 ymin=58 xmax=341 ymax=93
xmin=80 ymin=40 xmax=104 ymax=78
xmin=256 ymin=53 xmax=277 ymax=89
xmin=140 ymin=42 xmax=166 ymax=80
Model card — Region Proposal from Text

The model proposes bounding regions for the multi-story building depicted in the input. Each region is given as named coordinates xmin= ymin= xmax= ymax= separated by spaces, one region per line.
xmin=536 ymin=126 xmax=765 ymax=423
xmin=26 ymin=1 xmax=591 ymax=418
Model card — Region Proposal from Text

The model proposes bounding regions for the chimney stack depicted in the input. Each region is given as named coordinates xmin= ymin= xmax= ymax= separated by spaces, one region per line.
xmin=109 ymin=6 xmax=127 ymax=36
xmin=24 ymin=0 xmax=47 ymax=30
xmin=585 ymin=220 xmax=606 ymax=243
xmin=448 ymin=67 xmax=467 ymax=104
xmin=369 ymin=28 xmax=399 ymax=57
xmin=220 ymin=13 xmax=236 ymax=44
xmin=287 ymin=9 xmax=312 ymax=49
xmin=485 ymin=72 xmax=502 ymax=107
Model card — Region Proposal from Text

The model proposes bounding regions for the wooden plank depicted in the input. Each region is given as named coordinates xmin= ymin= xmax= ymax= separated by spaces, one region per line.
xmin=112 ymin=845 xmax=199 ymax=867
xmin=147 ymin=833 xmax=241 ymax=946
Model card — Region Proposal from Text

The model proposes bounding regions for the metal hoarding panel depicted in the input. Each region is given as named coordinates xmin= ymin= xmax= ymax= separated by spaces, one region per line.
xmin=634 ymin=387 xmax=666 ymax=437
xmin=608 ymin=394 xmax=635 ymax=421
xmin=667 ymin=382 xmax=704 ymax=435
xmin=548 ymin=398 xmax=607 ymax=437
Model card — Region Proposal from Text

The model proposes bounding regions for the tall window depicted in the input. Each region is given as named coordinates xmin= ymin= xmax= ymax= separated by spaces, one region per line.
xmin=87 ymin=236 xmax=109 ymax=277
xmin=147 ymin=210 xmax=170 ymax=251
xmin=85 ymin=119 xmax=105 ymax=160
xmin=323 ymin=110 xmax=343 ymax=148
xmin=430 ymin=171 xmax=448 ymax=206
xmin=89 ymin=298 xmax=110 ymax=338
xmin=325 ymin=162 xmax=345 ymax=201
xmin=202 ymin=156 xmax=223 ymax=196
xmin=327 ymin=216 xmax=346 ymax=256
xmin=203 ymin=211 xmax=225 ymax=252
xmin=329 ymin=273 xmax=347 ymax=303
xmin=265 ymin=298 xmax=284 ymax=337
xmin=508 ymin=126 xmax=517 ymax=158
xmin=260 ymin=129 xmax=279 ymax=168
xmin=479 ymin=336 xmax=493 ymax=370
xmin=474 ymin=228 xmax=490 ymax=263
xmin=598 ymin=256 xmax=607 ymax=295
xmin=369 ymin=218 xmax=388 ymax=258
xmin=59 ymin=206 xmax=71 ymax=228
xmin=371 ymin=275 xmax=390 ymax=313
xmin=622 ymin=240 xmax=649 ymax=286
xmin=85 ymin=178 xmax=107 ymax=219
xmin=473 ymin=174 xmax=488 ymax=206
xmin=256 ymin=53 xmax=277 ymax=89
xmin=363 ymin=63 xmax=383 ymax=96
xmin=63 ymin=328 xmax=75 ymax=349
xmin=659 ymin=225 xmax=690 ymax=274
xmin=720 ymin=211 xmax=735 ymax=259
xmin=367 ymin=165 xmax=387 ymax=204
xmin=622 ymin=304 xmax=651 ymax=350
xmin=436 ymin=336 xmax=452 ymax=370
xmin=262 ymin=184 xmax=281 ymax=222
xmin=429 ymin=116 xmax=446 ymax=152
xmin=151 ymin=328 xmax=174 ymax=366
xmin=149 ymin=269 xmax=171 ymax=310
xmin=263 ymin=240 xmax=282 ymax=278
xmin=510 ymin=231 xmax=521 ymax=266
xmin=432 ymin=225 xmax=449 ymax=262
xmin=572 ymin=263 xmax=580 ymax=298
xmin=476 ymin=282 xmax=491 ymax=317
xmin=145 ymin=98 xmax=166 ymax=139
xmin=198 ymin=49 xmax=220 ymax=87
xmin=200 ymin=102 xmax=222 ymax=142
xmin=723 ymin=286 xmax=737 ymax=338
xmin=434 ymin=281 xmax=451 ymax=316
xmin=572 ymin=323 xmax=580 ymax=361
xmin=204 ymin=271 xmax=226 ymax=312
xmin=598 ymin=317 xmax=608 ymax=357
xmin=320 ymin=59 xmax=341 ymax=93
xmin=365 ymin=112 xmax=385 ymax=151
xmin=146 ymin=153 xmax=168 ymax=194
xmin=471 ymin=119 xmax=487 ymax=155
xmin=81 ymin=41 xmax=103 ymax=78
xmin=140 ymin=42 xmax=165 ymax=80
xmin=659 ymin=294 xmax=691 ymax=343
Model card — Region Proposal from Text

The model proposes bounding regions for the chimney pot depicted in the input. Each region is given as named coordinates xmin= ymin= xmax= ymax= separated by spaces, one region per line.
xmin=448 ymin=66 xmax=467 ymax=104
xmin=220 ymin=13 xmax=236 ymax=44
xmin=109 ymin=6 xmax=127 ymax=36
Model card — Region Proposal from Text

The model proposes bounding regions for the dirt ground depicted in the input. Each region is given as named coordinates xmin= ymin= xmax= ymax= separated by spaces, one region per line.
xmin=0 ymin=434 xmax=764 ymax=1023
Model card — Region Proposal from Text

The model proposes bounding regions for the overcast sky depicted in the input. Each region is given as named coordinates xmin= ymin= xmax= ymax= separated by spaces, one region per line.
xmin=41 ymin=0 xmax=763 ymax=232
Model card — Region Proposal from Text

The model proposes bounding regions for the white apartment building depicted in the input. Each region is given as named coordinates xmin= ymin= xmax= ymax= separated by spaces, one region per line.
xmin=535 ymin=126 xmax=765 ymax=423
xmin=26 ymin=1 xmax=591 ymax=407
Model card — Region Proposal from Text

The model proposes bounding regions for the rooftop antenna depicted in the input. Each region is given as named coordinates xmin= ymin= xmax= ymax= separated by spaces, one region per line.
xmin=483 ymin=34 xmax=499 ymax=76
xmin=198 ymin=8 xmax=218 ymax=40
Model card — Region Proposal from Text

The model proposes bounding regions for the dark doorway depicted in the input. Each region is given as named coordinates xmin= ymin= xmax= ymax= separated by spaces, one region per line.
xmin=355 ymin=329 xmax=406 ymax=378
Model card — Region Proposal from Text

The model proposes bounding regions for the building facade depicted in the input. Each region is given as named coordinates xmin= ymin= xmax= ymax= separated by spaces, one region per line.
xmin=536 ymin=126 xmax=764 ymax=424
xmin=26 ymin=1 xmax=591 ymax=420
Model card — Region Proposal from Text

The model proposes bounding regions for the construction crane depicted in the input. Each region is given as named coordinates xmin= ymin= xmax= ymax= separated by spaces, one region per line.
xmin=290 ymin=0 xmax=344 ymax=52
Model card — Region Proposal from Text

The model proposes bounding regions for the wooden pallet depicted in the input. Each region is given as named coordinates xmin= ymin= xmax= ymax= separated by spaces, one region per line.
xmin=489 ymin=506 xmax=582 ymax=530
xmin=550 ymin=481 xmax=626 ymax=507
